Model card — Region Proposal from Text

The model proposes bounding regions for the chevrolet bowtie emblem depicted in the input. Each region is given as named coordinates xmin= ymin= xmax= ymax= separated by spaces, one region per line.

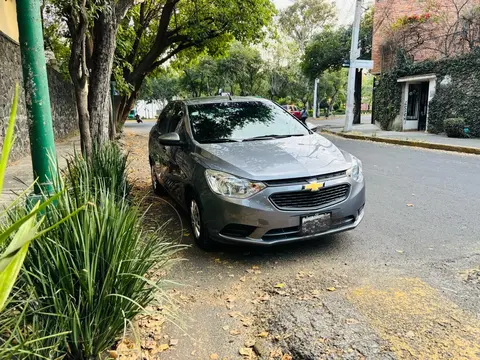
xmin=304 ymin=182 xmax=325 ymax=191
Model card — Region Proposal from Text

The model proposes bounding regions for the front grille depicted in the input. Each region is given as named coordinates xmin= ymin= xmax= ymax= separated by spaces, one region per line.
xmin=264 ymin=170 xmax=347 ymax=187
xmin=270 ymin=184 xmax=350 ymax=210
xmin=220 ymin=224 xmax=256 ymax=238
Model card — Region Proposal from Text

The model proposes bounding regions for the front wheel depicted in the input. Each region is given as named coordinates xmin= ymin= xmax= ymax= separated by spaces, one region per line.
xmin=189 ymin=196 xmax=215 ymax=251
xmin=150 ymin=164 xmax=166 ymax=195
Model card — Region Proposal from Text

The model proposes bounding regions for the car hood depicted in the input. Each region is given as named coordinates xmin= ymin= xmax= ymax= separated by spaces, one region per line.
xmin=195 ymin=134 xmax=351 ymax=181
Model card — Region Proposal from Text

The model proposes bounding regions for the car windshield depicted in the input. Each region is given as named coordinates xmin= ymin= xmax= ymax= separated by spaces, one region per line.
xmin=187 ymin=101 xmax=309 ymax=143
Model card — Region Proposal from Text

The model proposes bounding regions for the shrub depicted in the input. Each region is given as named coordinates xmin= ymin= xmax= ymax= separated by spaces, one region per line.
xmin=444 ymin=118 xmax=466 ymax=138
xmin=65 ymin=142 xmax=132 ymax=201
xmin=19 ymin=179 xmax=182 ymax=359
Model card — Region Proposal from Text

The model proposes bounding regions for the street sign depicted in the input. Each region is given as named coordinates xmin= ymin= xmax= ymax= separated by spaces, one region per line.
xmin=352 ymin=59 xmax=374 ymax=69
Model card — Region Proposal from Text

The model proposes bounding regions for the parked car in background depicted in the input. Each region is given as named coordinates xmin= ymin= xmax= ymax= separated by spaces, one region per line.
xmin=149 ymin=96 xmax=365 ymax=250
xmin=281 ymin=104 xmax=302 ymax=119
xmin=128 ymin=109 xmax=137 ymax=120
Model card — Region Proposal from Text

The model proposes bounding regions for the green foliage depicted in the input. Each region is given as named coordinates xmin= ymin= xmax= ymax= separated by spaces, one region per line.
xmin=20 ymin=187 xmax=180 ymax=359
xmin=317 ymin=70 xmax=348 ymax=110
xmin=301 ymin=6 xmax=372 ymax=82
xmin=444 ymin=118 xmax=466 ymax=138
xmin=374 ymin=49 xmax=480 ymax=134
xmin=302 ymin=27 xmax=350 ymax=80
xmin=372 ymin=71 xmax=403 ymax=130
xmin=141 ymin=73 xmax=180 ymax=104
xmin=10 ymin=145 xmax=182 ymax=359
xmin=65 ymin=142 xmax=132 ymax=200
xmin=117 ymin=0 xmax=276 ymax=97
xmin=278 ymin=0 xmax=336 ymax=50
xmin=359 ymin=8 xmax=374 ymax=60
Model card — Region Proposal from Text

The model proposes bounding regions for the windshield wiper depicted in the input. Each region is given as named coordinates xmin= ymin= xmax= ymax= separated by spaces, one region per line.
xmin=242 ymin=134 xmax=306 ymax=142
xmin=202 ymin=138 xmax=240 ymax=143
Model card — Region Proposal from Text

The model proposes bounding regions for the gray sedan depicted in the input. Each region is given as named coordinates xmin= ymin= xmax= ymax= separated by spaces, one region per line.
xmin=149 ymin=96 xmax=365 ymax=249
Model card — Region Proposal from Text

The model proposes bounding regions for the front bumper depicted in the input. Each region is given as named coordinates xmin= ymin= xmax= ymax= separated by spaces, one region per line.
xmin=199 ymin=175 xmax=366 ymax=246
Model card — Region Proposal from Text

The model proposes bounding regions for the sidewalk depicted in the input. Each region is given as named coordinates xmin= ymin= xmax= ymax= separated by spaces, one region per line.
xmin=2 ymin=135 xmax=80 ymax=206
xmin=311 ymin=117 xmax=480 ymax=155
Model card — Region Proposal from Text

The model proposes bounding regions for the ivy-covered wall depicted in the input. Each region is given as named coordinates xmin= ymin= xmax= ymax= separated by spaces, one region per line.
xmin=373 ymin=49 xmax=480 ymax=136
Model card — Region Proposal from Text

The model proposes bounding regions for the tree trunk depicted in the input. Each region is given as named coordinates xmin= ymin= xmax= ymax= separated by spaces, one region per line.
xmin=353 ymin=69 xmax=362 ymax=125
xmin=88 ymin=13 xmax=117 ymax=146
xmin=109 ymin=95 xmax=116 ymax=140
xmin=74 ymin=85 xmax=93 ymax=159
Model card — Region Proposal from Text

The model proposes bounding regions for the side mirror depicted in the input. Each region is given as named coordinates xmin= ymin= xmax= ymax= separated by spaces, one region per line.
xmin=158 ymin=132 xmax=183 ymax=146
xmin=306 ymin=122 xmax=318 ymax=132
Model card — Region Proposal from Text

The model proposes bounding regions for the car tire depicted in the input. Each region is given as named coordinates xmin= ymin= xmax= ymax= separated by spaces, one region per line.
xmin=150 ymin=163 xmax=166 ymax=196
xmin=189 ymin=194 xmax=215 ymax=251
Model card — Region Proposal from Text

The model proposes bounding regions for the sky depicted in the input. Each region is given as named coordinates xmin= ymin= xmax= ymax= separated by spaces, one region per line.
xmin=272 ymin=0 xmax=372 ymax=25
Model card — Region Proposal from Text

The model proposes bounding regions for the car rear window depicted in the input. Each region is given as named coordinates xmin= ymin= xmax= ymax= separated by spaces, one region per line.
xmin=187 ymin=101 xmax=308 ymax=143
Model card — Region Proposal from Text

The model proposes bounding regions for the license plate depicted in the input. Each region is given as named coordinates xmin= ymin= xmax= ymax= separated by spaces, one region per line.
xmin=301 ymin=213 xmax=331 ymax=235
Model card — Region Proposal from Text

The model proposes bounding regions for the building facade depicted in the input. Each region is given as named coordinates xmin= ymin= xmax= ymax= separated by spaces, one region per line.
xmin=372 ymin=0 xmax=480 ymax=132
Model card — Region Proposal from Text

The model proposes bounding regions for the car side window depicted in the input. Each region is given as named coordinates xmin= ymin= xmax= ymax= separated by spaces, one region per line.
xmin=157 ymin=103 xmax=174 ymax=134
xmin=167 ymin=103 xmax=184 ymax=133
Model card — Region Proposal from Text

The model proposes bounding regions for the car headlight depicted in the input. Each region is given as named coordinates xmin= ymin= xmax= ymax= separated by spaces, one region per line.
xmin=205 ymin=170 xmax=266 ymax=198
xmin=348 ymin=156 xmax=363 ymax=182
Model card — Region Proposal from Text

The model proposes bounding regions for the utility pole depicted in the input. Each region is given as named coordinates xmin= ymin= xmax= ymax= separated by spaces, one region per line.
xmin=16 ymin=0 xmax=57 ymax=195
xmin=313 ymin=78 xmax=319 ymax=118
xmin=344 ymin=0 xmax=363 ymax=132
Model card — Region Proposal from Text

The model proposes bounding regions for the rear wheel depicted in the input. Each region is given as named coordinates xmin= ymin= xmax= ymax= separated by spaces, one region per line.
xmin=189 ymin=195 xmax=215 ymax=251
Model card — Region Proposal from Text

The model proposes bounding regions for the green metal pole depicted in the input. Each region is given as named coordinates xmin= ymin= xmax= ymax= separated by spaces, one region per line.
xmin=16 ymin=0 xmax=57 ymax=196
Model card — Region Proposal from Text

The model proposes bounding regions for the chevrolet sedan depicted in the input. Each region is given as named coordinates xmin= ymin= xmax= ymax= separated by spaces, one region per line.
xmin=149 ymin=96 xmax=365 ymax=249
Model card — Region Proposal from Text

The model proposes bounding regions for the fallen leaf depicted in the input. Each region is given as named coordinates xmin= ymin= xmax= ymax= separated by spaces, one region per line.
xmin=210 ymin=354 xmax=219 ymax=360
xmin=108 ymin=350 xmax=118 ymax=359
xmin=258 ymin=331 xmax=269 ymax=338
xmin=158 ymin=344 xmax=169 ymax=352
xmin=169 ymin=339 xmax=179 ymax=346
xmin=230 ymin=329 xmax=241 ymax=335
xmin=274 ymin=283 xmax=286 ymax=289
xmin=406 ymin=330 xmax=415 ymax=338
xmin=239 ymin=347 xmax=253 ymax=356
xmin=281 ymin=355 xmax=293 ymax=360
xmin=326 ymin=287 xmax=336 ymax=292
xmin=245 ymin=339 xmax=256 ymax=347
xmin=241 ymin=317 xmax=253 ymax=327
xmin=258 ymin=293 xmax=270 ymax=301
xmin=229 ymin=311 xmax=242 ymax=318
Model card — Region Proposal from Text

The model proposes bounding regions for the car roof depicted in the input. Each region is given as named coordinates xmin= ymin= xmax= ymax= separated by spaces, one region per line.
xmin=182 ymin=96 xmax=271 ymax=106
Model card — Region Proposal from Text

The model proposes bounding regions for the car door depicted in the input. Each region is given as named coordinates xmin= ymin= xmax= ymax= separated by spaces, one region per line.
xmin=159 ymin=102 xmax=186 ymax=198
xmin=150 ymin=102 xmax=175 ymax=189
xmin=167 ymin=107 xmax=196 ymax=206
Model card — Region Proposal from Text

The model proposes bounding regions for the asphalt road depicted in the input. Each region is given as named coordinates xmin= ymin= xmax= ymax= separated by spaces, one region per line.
xmin=124 ymin=121 xmax=480 ymax=359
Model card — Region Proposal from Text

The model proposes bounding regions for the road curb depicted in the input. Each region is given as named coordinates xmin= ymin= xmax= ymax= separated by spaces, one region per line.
xmin=320 ymin=129 xmax=480 ymax=155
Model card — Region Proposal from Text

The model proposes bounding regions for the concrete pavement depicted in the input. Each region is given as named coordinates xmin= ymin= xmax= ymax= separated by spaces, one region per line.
xmin=2 ymin=135 xmax=80 ymax=206
xmin=312 ymin=116 xmax=480 ymax=153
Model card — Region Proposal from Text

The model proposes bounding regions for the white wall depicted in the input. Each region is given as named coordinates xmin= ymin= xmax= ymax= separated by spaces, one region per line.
xmin=135 ymin=100 xmax=164 ymax=119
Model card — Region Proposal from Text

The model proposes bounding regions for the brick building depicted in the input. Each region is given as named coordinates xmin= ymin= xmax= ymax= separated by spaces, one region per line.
xmin=372 ymin=0 xmax=480 ymax=131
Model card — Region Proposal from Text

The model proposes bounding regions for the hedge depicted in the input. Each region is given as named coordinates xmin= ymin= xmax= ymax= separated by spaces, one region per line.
xmin=373 ymin=49 xmax=480 ymax=136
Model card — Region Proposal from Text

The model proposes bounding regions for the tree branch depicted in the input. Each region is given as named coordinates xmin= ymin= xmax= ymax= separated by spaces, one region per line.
xmin=127 ymin=0 xmax=180 ymax=82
